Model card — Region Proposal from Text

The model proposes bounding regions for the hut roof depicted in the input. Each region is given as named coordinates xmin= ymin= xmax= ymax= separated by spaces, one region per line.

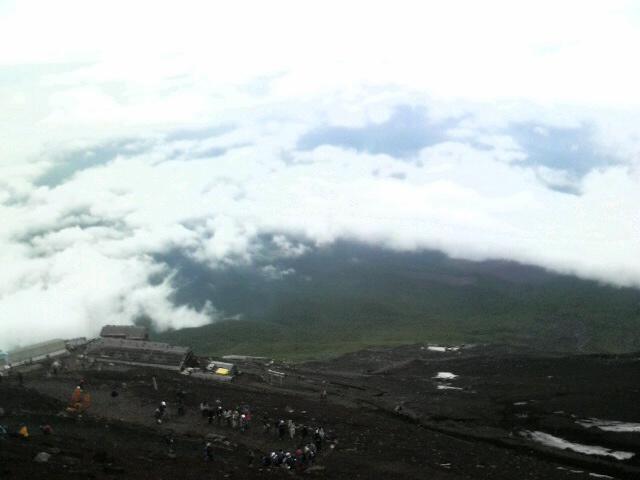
xmin=100 ymin=325 xmax=149 ymax=340
xmin=86 ymin=338 xmax=191 ymax=369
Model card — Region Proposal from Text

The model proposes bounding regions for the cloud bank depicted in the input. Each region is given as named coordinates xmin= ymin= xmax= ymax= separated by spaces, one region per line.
xmin=1 ymin=0 xmax=639 ymax=348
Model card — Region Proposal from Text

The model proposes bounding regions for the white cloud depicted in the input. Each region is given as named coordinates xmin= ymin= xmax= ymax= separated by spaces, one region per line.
xmin=1 ymin=0 xmax=639 ymax=349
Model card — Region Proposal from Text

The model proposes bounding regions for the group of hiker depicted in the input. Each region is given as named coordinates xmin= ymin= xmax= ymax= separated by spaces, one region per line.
xmin=0 ymin=364 xmax=339 ymax=475
xmin=0 ymin=423 xmax=52 ymax=440
xmin=257 ymin=417 xmax=329 ymax=472
xmin=268 ymin=417 xmax=325 ymax=446
xmin=261 ymin=442 xmax=319 ymax=471
xmin=199 ymin=400 xmax=253 ymax=432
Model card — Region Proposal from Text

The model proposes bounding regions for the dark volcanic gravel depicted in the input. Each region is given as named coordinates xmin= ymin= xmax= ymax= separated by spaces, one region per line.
xmin=1 ymin=344 xmax=639 ymax=479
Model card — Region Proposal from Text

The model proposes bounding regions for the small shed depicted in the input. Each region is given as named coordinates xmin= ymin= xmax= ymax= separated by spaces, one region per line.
xmin=206 ymin=360 xmax=238 ymax=375
xmin=100 ymin=325 xmax=149 ymax=341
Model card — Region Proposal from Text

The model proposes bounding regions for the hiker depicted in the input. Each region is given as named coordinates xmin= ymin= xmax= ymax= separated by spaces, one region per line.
xmin=300 ymin=425 xmax=309 ymax=440
xmin=159 ymin=401 xmax=167 ymax=416
xmin=288 ymin=419 xmax=296 ymax=439
xmin=154 ymin=408 xmax=164 ymax=424
xmin=18 ymin=424 xmax=29 ymax=439
xmin=231 ymin=410 xmax=239 ymax=429
xmin=295 ymin=446 xmax=304 ymax=471
xmin=320 ymin=388 xmax=327 ymax=400
xmin=39 ymin=424 xmax=53 ymax=436
xmin=164 ymin=432 xmax=175 ymax=455
xmin=68 ymin=385 xmax=90 ymax=414
xmin=277 ymin=419 xmax=287 ymax=439
xmin=313 ymin=428 xmax=323 ymax=451
xmin=262 ymin=413 xmax=271 ymax=434
xmin=51 ymin=360 xmax=61 ymax=375
xmin=223 ymin=409 xmax=231 ymax=427
xmin=285 ymin=452 xmax=296 ymax=470
xmin=239 ymin=414 xmax=246 ymax=432
xmin=306 ymin=443 xmax=316 ymax=464
xmin=204 ymin=442 xmax=214 ymax=462
xmin=216 ymin=405 xmax=223 ymax=425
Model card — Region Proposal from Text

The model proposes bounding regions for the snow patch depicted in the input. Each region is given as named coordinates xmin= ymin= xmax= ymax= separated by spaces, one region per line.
xmin=427 ymin=346 xmax=446 ymax=352
xmin=578 ymin=418 xmax=640 ymax=433
xmin=437 ymin=385 xmax=462 ymax=390
xmin=434 ymin=372 xmax=458 ymax=380
xmin=427 ymin=345 xmax=461 ymax=352
xmin=522 ymin=431 xmax=635 ymax=461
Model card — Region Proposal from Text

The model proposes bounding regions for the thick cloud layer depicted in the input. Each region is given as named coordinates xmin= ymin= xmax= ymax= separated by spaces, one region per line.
xmin=1 ymin=1 xmax=639 ymax=349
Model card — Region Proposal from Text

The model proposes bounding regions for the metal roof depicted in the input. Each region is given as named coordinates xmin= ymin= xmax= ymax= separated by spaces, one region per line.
xmin=86 ymin=338 xmax=192 ymax=369
xmin=100 ymin=325 xmax=148 ymax=340
xmin=7 ymin=339 xmax=68 ymax=364
xmin=87 ymin=337 xmax=190 ymax=355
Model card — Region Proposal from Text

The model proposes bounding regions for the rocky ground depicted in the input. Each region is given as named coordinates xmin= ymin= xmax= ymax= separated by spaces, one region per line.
xmin=1 ymin=344 xmax=639 ymax=479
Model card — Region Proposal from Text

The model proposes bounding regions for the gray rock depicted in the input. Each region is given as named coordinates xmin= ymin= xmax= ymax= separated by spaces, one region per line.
xmin=34 ymin=452 xmax=51 ymax=463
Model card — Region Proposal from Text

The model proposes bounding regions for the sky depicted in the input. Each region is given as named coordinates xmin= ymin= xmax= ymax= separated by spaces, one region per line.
xmin=1 ymin=0 xmax=639 ymax=349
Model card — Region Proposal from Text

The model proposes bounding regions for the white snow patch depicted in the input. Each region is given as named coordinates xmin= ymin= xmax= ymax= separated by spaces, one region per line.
xmin=513 ymin=401 xmax=528 ymax=406
xmin=578 ymin=418 xmax=640 ymax=433
xmin=522 ymin=431 xmax=635 ymax=461
xmin=588 ymin=473 xmax=614 ymax=479
xmin=427 ymin=345 xmax=461 ymax=352
xmin=437 ymin=385 xmax=463 ymax=390
xmin=434 ymin=372 xmax=458 ymax=380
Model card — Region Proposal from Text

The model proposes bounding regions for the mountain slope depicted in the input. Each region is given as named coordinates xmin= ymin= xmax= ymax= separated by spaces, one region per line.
xmin=153 ymin=241 xmax=640 ymax=360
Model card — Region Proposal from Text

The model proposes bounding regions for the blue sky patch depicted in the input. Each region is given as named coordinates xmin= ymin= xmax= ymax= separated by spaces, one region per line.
xmin=297 ymin=105 xmax=448 ymax=157
xmin=35 ymin=139 xmax=150 ymax=188
xmin=512 ymin=123 xmax=612 ymax=178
